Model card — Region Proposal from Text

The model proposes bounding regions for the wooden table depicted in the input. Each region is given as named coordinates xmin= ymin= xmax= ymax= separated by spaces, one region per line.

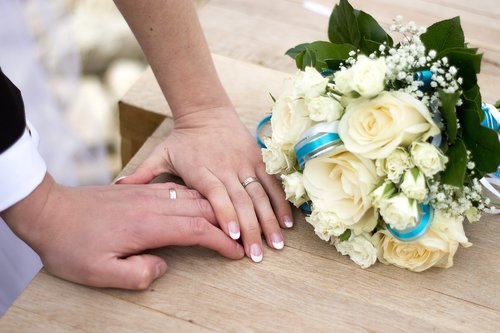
xmin=2 ymin=1 xmax=500 ymax=332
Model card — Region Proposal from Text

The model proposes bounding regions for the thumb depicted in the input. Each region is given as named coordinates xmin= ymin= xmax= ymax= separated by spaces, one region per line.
xmin=106 ymin=254 xmax=168 ymax=290
xmin=117 ymin=146 xmax=171 ymax=185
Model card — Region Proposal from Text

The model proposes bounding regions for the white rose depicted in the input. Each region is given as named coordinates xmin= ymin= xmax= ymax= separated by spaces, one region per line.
xmin=379 ymin=193 xmax=418 ymax=230
xmin=333 ymin=233 xmax=377 ymax=268
xmin=333 ymin=68 xmax=353 ymax=96
xmin=372 ymin=228 xmax=459 ymax=272
xmin=410 ymin=141 xmax=448 ymax=177
xmin=303 ymin=148 xmax=380 ymax=234
xmin=430 ymin=209 xmax=472 ymax=247
xmin=306 ymin=210 xmax=347 ymax=241
xmin=400 ymin=168 xmax=428 ymax=201
xmin=291 ymin=67 xmax=328 ymax=99
xmin=261 ymin=141 xmax=294 ymax=175
xmin=281 ymin=172 xmax=308 ymax=208
xmin=338 ymin=91 xmax=440 ymax=159
xmin=370 ymin=181 xmax=396 ymax=208
xmin=350 ymin=55 xmax=386 ymax=97
xmin=271 ymin=95 xmax=312 ymax=149
xmin=306 ymin=96 xmax=343 ymax=122
xmin=377 ymin=147 xmax=414 ymax=182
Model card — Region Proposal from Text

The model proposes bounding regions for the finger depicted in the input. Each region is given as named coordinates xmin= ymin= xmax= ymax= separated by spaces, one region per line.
xmin=242 ymin=176 xmax=284 ymax=250
xmin=188 ymin=168 xmax=241 ymax=239
xmin=256 ymin=164 xmax=294 ymax=229
xmin=117 ymin=145 xmax=171 ymax=185
xmin=226 ymin=175 xmax=264 ymax=263
xmin=157 ymin=198 xmax=216 ymax=225
xmin=140 ymin=215 xmax=245 ymax=260
xmin=91 ymin=254 xmax=167 ymax=290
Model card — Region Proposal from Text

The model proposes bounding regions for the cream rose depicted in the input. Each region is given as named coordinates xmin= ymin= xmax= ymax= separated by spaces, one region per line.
xmin=372 ymin=229 xmax=458 ymax=272
xmin=377 ymin=147 xmax=414 ymax=182
xmin=372 ymin=209 xmax=471 ymax=272
xmin=338 ymin=91 xmax=440 ymax=159
xmin=410 ymin=141 xmax=448 ymax=177
xmin=306 ymin=95 xmax=343 ymax=122
xmin=271 ymin=95 xmax=312 ymax=149
xmin=281 ymin=172 xmax=308 ymax=208
xmin=261 ymin=137 xmax=294 ymax=175
xmin=306 ymin=210 xmax=347 ymax=241
xmin=378 ymin=193 xmax=418 ymax=230
xmin=303 ymin=148 xmax=380 ymax=234
xmin=400 ymin=168 xmax=428 ymax=201
xmin=291 ymin=67 xmax=329 ymax=99
xmin=370 ymin=181 xmax=396 ymax=207
xmin=334 ymin=56 xmax=386 ymax=98
xmin=333 ymin=233 xmax=377 ymax=268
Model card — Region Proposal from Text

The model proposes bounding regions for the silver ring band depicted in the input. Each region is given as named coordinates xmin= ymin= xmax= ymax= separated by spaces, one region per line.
xmin=241 ymin=176 xmax=259 ymax=188
xmin=169 ymin=188 xmax=177 ymax=200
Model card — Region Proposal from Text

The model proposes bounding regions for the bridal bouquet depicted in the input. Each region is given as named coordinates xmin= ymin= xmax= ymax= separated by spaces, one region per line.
xmin=260 ymin=0 xmax=500 ymax=271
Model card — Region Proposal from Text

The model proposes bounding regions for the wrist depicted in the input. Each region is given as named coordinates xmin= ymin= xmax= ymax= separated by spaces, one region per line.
xmin=1 ymin=173 xmax=57 ymax=251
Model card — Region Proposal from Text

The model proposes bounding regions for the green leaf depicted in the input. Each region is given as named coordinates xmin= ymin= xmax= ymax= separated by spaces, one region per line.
xmin=328 ymin=0 xmax=392 ymax=55
xmin=285 ymin=43 xmax=310 ymax=59
xmin=293 ymin=41 xmax=356 ymax=71
xmin=328 ymin=0 xmax=360 ymax=46
xmin=439 ymin=89 xmax=461 ymax=144
xmin=338 ymin=229 xmax=351 ymax=242
xmin=441 ymin=139 xmax=467 ymax=188
xmin=443 ymin=49 xmax=483 ymax=90
xmin=461 ymin=85 xmax=483 ymax=121
xmin=355 ymin=10 xmax=393 ymax=48
xmin=460 ymin=105 xmax=500 ymax=176
xmin=495 ymin=100 xmax=500 ymax=109
xmin=420 ymin=17 xmax=465 ymax=53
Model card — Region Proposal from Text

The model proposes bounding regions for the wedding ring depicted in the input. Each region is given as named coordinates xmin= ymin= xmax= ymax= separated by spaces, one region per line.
xmin=169 ymin=188 xmax=177 ymax=200
xmin=241 ymin=176 xmax=260 ymax=188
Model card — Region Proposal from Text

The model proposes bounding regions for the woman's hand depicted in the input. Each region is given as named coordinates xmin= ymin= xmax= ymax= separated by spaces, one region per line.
xmin=2 ymin=174 xmax=244 ymax=290
xmin=118 ymin=108 xmax=293 ymax=262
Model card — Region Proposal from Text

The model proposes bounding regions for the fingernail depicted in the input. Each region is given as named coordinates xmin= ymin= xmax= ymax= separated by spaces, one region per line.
xmin=271 ymin=233 xmax=284 ymax=250
xmin=250 ymin=243 xmax=263 ymax=263
xmin=284 ymin=215 xmax=294 ymax=228
xmin=155 ymin=262 xmax=165 ymax=279
xmin=113 ymin=175 xmax=127 ymax=184
xmin=228 ymin=221 xmax=240 ymax=240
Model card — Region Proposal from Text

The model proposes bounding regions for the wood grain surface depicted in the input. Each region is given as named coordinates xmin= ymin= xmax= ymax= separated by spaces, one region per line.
xmin=1 ymin=1 xmax=499 ymax=332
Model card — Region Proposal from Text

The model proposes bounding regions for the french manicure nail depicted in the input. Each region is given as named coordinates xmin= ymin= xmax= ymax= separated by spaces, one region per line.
xmin=284 ymin=216 xmax=294 ymax=228
xmin=271 ymin=233 xmax=284 ymax=250
xmin=113 ymin=175 xmax=127 ymax=184
xmin=155 ymin=263 xmax=164 ymax=279
xmin=228 ymin=221 xmax=240 ymax=240
xmin=250 ymin=243 xmax=263 ymax=263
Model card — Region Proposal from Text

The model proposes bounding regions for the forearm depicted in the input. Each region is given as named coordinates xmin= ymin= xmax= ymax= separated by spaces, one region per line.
xmin=114 ymin=0 xmax=232 ymax=119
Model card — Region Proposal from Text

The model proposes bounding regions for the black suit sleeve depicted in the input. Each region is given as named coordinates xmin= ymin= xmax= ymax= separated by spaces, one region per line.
xmin=0 ymin=67 xmax=27 ymax=154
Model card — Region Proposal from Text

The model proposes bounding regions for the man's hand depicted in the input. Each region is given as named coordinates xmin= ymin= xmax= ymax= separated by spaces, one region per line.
xmin=1 ymin=174 xmax=244 ymax=290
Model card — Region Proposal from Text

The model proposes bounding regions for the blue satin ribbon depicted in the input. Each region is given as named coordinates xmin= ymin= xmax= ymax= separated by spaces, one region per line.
xmin=481 ymin=103 xmax=500 ymax=131
xmin=299 ymin=201 xmax=313 ymax=216
xmin=256 ymin=115 xmax=272 ymax=148
xmin=294 ymin=132 xmax=341 ymax=169
xmin=386 ymin=204 xmax=433 ymax=242
xmin=320 ymin=69 xmax=335 ymax=77
xmin=414 ymin=70 xmax=433 ymax=90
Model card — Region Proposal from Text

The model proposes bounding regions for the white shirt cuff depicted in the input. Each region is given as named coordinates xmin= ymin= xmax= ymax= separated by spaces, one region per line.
xmin=0 ymin=129 xmax=47 ymax=211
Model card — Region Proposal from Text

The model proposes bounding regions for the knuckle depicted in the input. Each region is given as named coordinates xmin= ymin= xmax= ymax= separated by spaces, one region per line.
xmin=188 ymin=217 xmax=210 ymax=236
xmin=243 ymin=222 xmax=261 ymax=235
xmin=233 ymin=190 xmax=252 ymax=206
xmin=196 ymin=199 xmax=213 ymax=214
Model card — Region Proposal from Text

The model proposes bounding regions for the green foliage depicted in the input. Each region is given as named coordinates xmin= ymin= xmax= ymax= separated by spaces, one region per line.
xmin=328 ymin=0 xmax=392 ymax=54
xmin=420 ymin=17 xmax=465 ymax=53
xmin=439 ymin=90 xmax=461 ymax=144
xmin=441 ymin=139 xmax=467 ymax=188
xmin=288 ymin=41 xmax=356 ymax=71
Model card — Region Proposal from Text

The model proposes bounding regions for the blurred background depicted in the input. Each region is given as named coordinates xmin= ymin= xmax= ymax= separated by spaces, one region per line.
xmin=1 ymin=0 xmax=205 ymax=187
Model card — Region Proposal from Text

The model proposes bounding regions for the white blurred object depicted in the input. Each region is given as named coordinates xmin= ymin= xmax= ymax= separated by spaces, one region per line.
xmin=104 ymin=59 xmax=146 ymax=100
xmin=303 ymin=0 xmax=332 ymax=17
xmin=72 ymin=0 xmax=144 ymax=74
